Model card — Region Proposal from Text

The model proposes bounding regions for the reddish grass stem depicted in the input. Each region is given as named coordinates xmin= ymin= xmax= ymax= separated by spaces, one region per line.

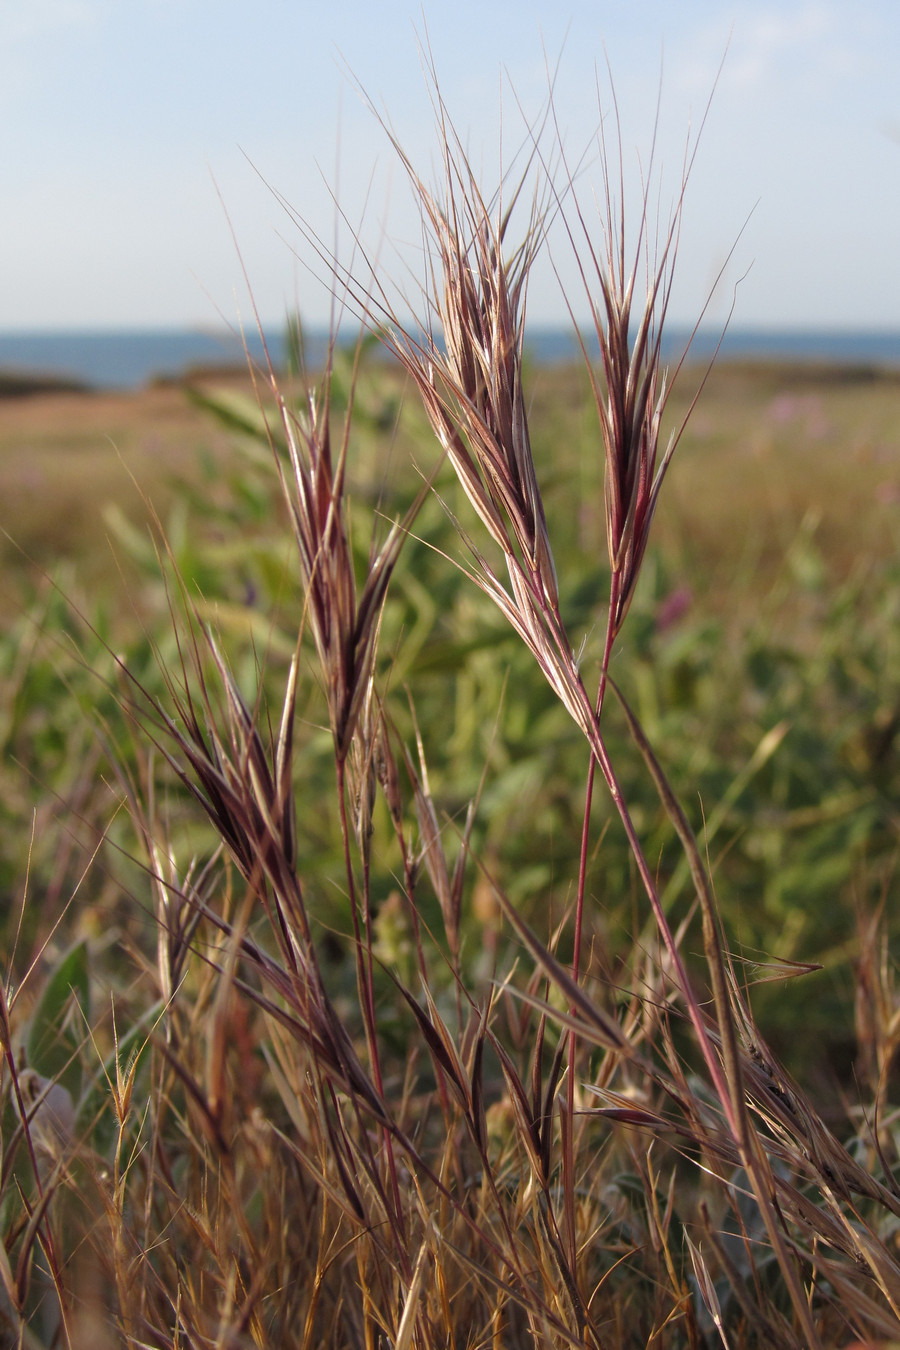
xmin=564 ymin=568 xmax=621 ymax=1267
xmin=335 ymin=753 xmax=407 ymax=1250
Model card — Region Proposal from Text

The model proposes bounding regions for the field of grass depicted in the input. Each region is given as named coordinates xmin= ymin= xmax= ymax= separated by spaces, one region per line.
xmin=5 ymin=355 xmax=900 ymax=987
xmin=4 ymin=355 xmax=899 ymax=611
xmin=1 ymin=337 xmax=900 ymax=1346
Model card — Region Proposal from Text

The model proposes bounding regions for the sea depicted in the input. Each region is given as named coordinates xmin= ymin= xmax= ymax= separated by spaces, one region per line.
xmin=1 ymin=326 xmax=900 ymax=392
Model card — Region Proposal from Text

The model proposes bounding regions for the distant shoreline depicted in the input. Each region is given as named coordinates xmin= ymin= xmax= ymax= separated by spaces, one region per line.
xmin=1 ymin=325 xmax=900 ymax=393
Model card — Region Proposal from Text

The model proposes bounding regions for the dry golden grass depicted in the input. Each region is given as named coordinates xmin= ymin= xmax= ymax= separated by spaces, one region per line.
xmin=2 ymin=359 xmax=899 ymax=621
xmin=660 ymin=362 xmax=900 ymax=591
xmin=0 ymin=374 xmax=255 ymax=612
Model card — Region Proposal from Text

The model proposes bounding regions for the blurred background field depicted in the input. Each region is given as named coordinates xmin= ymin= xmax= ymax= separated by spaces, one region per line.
xmin=2 ymin=351 xmax=900 ymax=1089
xmin=3 ymin=354 xmax=899 ymax=614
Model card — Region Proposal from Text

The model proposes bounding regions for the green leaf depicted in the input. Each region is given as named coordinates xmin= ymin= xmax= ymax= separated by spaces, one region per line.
xmin=26 ymin=940 xmax=90 ymax=1100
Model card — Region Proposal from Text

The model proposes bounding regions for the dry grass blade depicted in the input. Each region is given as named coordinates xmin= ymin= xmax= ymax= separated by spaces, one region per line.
xmin=394 ymin=1236 xmax=430 ymax=1350
xmin=685 ymin=1230 xmax=729 ymax=1349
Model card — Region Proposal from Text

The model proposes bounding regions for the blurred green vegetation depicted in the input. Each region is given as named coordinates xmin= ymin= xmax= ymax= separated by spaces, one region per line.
xmin=2 ymin=349 xmax=900 ymax=1086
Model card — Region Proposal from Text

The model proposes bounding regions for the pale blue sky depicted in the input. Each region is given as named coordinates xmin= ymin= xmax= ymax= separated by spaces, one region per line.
xmin=2 ymin=0 xmax=898 ymax=331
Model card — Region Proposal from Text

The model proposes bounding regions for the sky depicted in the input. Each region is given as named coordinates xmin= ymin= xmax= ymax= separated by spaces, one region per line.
xmin=1 ymin=0 xmax=899 ymax=333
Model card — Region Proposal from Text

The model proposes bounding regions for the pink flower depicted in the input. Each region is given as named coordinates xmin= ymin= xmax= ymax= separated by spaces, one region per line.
xmin=655 ymin=585 xmax=693 ymax=633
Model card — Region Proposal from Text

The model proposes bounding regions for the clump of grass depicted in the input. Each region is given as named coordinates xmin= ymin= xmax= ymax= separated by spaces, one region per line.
xmin=4 ymin=56 xmax=900 ymax=1350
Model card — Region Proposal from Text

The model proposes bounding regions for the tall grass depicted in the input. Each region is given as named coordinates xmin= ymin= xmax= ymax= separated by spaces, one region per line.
xmin=3 ymin=65 xmax=900 ymax=1350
